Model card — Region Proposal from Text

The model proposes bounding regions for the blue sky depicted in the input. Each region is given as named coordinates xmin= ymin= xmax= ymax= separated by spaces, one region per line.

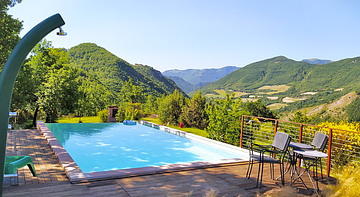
xmin=8 ymin=0 xmax=360 ymax=72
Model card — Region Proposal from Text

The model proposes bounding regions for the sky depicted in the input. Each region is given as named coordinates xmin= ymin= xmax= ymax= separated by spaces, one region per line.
xmin=7 ymin=0 xmax=360 ymax=72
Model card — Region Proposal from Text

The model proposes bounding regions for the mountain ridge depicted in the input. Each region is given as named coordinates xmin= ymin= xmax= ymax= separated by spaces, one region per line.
xmin=68 ymin=43 xmax=184 ymax=97
xmin=302 ymin=58 xmax=332 ymax=65
xmin=162 ymin=66 xmax=240 ymax=85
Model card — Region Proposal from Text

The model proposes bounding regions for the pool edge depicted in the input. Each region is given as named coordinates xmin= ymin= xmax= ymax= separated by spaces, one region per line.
xmin=37 ymin=121 xmax=249 ymax=183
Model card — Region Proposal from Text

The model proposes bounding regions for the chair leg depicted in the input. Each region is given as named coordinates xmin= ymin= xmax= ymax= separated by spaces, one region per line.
xmin=319 ymin=158 xmax=323 ymax=179
xmin=246 ymin=159 xmax=251 ymax=178
xmin=246 ymin=158 xmax=254 ymax=179
xmin=279 ymin=163 xmax=284 ymax=186
xmin=256 ymin=160 xmax=261 ymax=188
xmin=259 ymin=160 xmax=264 ymax=188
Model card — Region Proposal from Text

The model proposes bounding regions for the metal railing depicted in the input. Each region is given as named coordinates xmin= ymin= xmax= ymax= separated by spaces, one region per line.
xmin=240 ymin=115 xmax=360 ymax=176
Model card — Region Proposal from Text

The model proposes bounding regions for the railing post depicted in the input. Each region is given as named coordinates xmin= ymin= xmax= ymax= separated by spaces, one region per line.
xmin=327 ymin=128 xmax=333 ymax=177
xmin=240 ymin=115 xmax=244 ymax=148
xmin=298 ymin=124 xmax=303 ymax=167
xmin=274 ymin=120 xmax=278 ymax=135
xmin=273 ymin=120 xmax=278 ymax=158
xmin=299 ymin=124 xmax=303 ymax=143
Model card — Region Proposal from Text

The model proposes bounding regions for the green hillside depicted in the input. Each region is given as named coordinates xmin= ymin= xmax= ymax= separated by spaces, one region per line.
xmin=200 ymin=56 xmax=360 ymax=113
xmin=203 ymin=56 xmax=315 ymax=92
xmin=166 ymin=75 xmax=199 ymax=94
xmin=68 ymin=43 xmax=183 ymax=96
xmin=132 ymin=64 xmax=187 ymax=96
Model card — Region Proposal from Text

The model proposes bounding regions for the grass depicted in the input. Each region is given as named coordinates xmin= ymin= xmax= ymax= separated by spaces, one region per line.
xmin=57 ymin=116 xmax=103 ymax=123
xmin=214 ymin=89 xmax=226 ymax=95
xmin=140 ymin=117 xmax=209 ymax=138
xmin=322 ymin=163 xmax=360 ymax=197
xmin=257 ymin=84 xmax=291 ymax=92
xmin=233 ymin=91 xmax=248 ymax=97
xmin=267 ymin=103 xmax=287 ymax=110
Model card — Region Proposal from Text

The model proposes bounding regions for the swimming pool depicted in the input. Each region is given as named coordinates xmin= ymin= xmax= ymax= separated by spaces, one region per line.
xmin=46 ymin=123 xmax=245 ymax=173
xmin=37 ymin=121 xmax=248 ymax=183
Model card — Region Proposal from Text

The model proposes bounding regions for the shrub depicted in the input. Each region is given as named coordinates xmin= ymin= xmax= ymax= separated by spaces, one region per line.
xmin=318 ymin=121 xmax=360 ymax=166
xmin=323 ymin=163 xmax=360 ymax=197
xmin=98 ymin=109 xmax=108 ymax=122
xmin=206 ymin=93 xmax=248 ymax=146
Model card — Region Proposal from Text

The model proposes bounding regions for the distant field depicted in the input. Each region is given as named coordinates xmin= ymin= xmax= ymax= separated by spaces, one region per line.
xmin=214 ymin=89 xmax=226 ymax=95
xmin=257 ymin=85 xmax=291 ymax=94
xmin=57 ymin=116 xmax=103 ymax=123
xmin=301 ymin=92 xmax=317 ymax=95
xmin=282 ymin=97 xmax=306 ymax=103
xmin=234 ymin=91 xmax=248 ymax=97
xmin=267 ymin=103 xmax=287 ymax=110
xmin=205 ymin=94 xmax=226 ymax=99
xmin=206 ymin=89 xmax=248 ymax=98
xmin=242 ymin=98 xmax=258 ymax=103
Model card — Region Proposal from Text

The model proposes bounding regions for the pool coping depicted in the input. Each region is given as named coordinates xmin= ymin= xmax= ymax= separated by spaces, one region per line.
xmin=37 ymin=120 xmax=249 ymax=183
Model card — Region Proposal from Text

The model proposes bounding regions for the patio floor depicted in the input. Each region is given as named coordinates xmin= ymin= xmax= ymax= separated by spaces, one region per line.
xmin=3 ymin=129 xmax=335 ymax=197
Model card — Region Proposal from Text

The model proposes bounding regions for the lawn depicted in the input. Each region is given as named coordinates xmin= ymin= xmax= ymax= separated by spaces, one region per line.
xmin=140 ymin=117 xmax=209 ymax=138
xmin=57 ymin=116 xmax=103 ymax=123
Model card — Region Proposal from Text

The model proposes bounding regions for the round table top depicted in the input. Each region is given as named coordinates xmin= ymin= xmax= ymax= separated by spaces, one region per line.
xmin=293 ymin=149 xmax=328 ymax=158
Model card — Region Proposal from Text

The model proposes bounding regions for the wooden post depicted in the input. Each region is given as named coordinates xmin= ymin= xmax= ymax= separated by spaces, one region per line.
xmin=240 ymin=116 xmax=244 ymax=148
xmin=327 ymin=128 xmax=333 ymax=177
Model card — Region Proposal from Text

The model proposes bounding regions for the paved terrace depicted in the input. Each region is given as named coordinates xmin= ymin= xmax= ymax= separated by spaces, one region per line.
xmin=3 ymin=129 xmax=335 ymax=197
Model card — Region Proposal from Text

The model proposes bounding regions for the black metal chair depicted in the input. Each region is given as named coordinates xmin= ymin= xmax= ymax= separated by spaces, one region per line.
xmin=246 ymin=132 xmax=291 ymax=188
xmin=304 ymin=132 xmax=329 ymax=179
xmin=291 ymin=133 xmax=329 ymax=196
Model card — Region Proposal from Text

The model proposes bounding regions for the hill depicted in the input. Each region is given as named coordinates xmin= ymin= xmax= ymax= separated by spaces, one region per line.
xmin=302 ymin=58 xmax=332 ymax=65
xmin=68 ymin=43 xmax=184 ymax=96
xmin=166 ymin=76 xmax=198 ymax=94
xmin=202 ymin=56 xmax=316 ymax=92
xmin=162 ymin=66 xmax=240 ymax=85
xmin=200 ymin=55 xmax=360 ymax=114
xmin=132 ymin=63 xmax=187 ymax=96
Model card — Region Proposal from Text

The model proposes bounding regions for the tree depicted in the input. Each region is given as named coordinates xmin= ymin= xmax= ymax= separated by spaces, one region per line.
xmin=143 ymin=94 xmax=158 ymax=115
xmin=242 ymin=99 xmax=277 ymax=119
xmin=0 ymin=0 xmax=22 ymax=69
xmin=180 ymin=91 xmax=208 ymax=129
xmin=347 ymin=96 xmax=360 ymax=122
xmin=206 ymin=93 xmax=248 ymax=145
xmin=120 ymin=76 xmax=144 ymax=118
xmin=24 ymin=40 xmax=80 ymax=123
xmin=290 ymin=110 xmax=312 ymax=124
xmin=159 ymin=89 xmax=185 ymax=125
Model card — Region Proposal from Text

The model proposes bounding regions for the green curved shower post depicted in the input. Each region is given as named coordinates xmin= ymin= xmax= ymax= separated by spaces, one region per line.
xmin=0 ymin=13 xmax=65 ymax=195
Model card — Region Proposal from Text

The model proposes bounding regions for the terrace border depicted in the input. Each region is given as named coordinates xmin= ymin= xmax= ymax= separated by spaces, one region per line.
xmin=37 ymin=121 xmax=249 ymax=183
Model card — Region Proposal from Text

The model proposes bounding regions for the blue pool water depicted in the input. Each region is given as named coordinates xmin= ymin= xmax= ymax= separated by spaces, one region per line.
xmin=46 ymin=123 xmax=243 ymax=173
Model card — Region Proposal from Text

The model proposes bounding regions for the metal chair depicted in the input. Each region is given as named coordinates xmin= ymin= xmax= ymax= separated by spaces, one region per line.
xmin=305 ymin=132 xmax=329 ymax=179
xmin=246 ymin=132 xmax=291 ymax=188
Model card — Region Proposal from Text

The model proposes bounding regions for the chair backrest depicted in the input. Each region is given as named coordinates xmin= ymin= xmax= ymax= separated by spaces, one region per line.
xmin=311 ymin=132 xmax=329 ymax=151
xmin=272 ymin=132 xmax=291 ymax=151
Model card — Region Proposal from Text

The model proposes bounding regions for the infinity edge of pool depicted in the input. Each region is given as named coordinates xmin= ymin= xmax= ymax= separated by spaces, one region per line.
xmin=37 ymin=120 xmax=249 ymax=183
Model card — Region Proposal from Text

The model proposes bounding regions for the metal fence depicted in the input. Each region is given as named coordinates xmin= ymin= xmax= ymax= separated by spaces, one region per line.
xmin=240 ymin=115 xmax=360 ymax=176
